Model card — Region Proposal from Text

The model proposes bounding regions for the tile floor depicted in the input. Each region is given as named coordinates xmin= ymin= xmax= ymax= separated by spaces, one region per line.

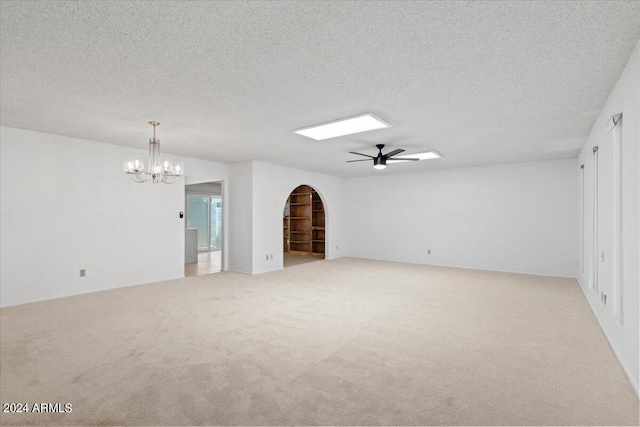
xmin=185 ymin=252 xmax=319 ymax=275
xmin=185 ymin=251 xmax=221 ymax=276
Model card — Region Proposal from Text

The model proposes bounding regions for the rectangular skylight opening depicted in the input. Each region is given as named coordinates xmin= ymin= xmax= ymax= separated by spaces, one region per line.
xmin=293 ymin=113 xmax=391 ymax=141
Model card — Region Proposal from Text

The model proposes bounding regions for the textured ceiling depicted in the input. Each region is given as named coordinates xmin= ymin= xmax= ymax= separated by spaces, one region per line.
xmin=1 ymin=1 xmax=639 ymax=177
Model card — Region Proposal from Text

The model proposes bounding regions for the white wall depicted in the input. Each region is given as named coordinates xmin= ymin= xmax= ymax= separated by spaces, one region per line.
xmin=576 ymin=41 xmax=639 ymax=396
xmin=251 ymin=161 xmax=346 ymax=274
xmin=227 ymin=161 xmax=253 ymax=274
xmin=345 ymin=159 xmax=578 ymax=277
xmin=0 ymin=126 xmax=227 ymax=307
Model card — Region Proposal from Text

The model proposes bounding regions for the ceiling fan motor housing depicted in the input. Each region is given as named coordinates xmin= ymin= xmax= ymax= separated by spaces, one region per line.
xmin=373 ymin=144 xmax=387 ymax=169
xmin=374 ymin=155 xmax=386 ymax=167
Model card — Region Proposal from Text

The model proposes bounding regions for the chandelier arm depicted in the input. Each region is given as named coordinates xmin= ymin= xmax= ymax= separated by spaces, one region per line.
xmin=134 ymin=171 xmax=149 ymax=183
xmin=163 ymin=174 xmax=181 ymax=184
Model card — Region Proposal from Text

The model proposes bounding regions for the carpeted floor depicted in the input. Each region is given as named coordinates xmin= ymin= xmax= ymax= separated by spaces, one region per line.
xmin=0 ymin=258 xmax=638 ymax=426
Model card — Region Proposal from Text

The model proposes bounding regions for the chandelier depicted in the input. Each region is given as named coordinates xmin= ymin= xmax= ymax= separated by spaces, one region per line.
xmin=123 ymin=121 xmax=184 ymax=184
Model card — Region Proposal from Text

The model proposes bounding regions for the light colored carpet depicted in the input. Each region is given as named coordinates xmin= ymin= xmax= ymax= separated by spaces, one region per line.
xmin=1 ymin=258 xmax=638 ymax=426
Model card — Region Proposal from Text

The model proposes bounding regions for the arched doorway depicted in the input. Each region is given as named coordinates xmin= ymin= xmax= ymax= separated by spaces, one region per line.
xmin=283 ymin=184 xmax=325 ymax=267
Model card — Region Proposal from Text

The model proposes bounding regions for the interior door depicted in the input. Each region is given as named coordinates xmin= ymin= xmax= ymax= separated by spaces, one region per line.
xmin=597 ymin=140 xmax=613 ymax=308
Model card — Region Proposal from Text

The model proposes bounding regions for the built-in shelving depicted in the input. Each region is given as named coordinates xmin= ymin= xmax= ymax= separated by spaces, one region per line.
xmin=283 ymin=185 xmax=325 ymax=258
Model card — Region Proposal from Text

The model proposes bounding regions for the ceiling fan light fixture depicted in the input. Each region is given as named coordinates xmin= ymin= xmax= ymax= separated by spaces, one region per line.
xmin=373 ymin=157 xmax=387 ymax=170
xmin=293 ymin=113 xmax=391 ymax=141
xmin=347 ymin=144 xmax=439 ymax=170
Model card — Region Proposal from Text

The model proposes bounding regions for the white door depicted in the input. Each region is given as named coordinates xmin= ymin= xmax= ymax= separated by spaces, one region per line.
xmin=597 ymin=141 xmax=613 ymax=309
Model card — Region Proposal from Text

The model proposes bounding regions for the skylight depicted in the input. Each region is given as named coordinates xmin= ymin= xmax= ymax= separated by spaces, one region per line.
xmin=293 ymin=113 xmax=391 ymax=141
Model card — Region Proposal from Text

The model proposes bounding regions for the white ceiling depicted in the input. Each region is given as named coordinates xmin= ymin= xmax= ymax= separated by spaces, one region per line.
xmin=1 ymin=1 xmax=639 ymax=177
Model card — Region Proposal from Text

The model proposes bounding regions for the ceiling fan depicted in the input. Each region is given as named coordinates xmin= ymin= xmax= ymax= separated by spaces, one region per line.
xmin=346 ymin=144 xmax=419 ymax=170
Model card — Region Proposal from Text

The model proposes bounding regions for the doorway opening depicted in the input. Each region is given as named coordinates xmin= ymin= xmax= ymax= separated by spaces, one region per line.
xmin=185 ymin=181 xmax=223 ymax=276
xmin=283 ymin=184 xmax=325 ymax=268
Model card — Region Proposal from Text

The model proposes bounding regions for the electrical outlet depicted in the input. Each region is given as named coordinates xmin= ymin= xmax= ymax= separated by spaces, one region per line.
xmin=265 ymin=254 xmax=269 ymax=261
xmin=428 ymin=249 xmax=431 ymax=255
xmin=79 ymin=269 xmax=86 ymax=277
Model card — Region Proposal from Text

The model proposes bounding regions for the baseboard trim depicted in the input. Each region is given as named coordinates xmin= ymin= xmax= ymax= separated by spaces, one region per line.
xmin=347 ymin=256 xmax=576 ymax=279
xmin=227 ymin=268 xmax=252 ymax=274
xmin=577 ymin=277 xmax=639 ymax=399
xmin=0 ymin=275 xmax=186 ymax=309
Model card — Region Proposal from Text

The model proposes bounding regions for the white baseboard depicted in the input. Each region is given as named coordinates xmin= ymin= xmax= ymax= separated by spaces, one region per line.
xmin=347 ymin=256 xmax=577 ymax=279
xmin=0 ymin=275 xmax=185 ymax=309
xmin=227 ymin=267 xmax=252 ymax=274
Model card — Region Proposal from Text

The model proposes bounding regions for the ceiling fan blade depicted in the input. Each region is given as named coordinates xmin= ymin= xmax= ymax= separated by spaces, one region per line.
xmin=348 ymin=151 xmax=375 ymax=158
xmin=384 ymin=148 xmax=405 ymax=158
xmin=387 ymin=158 xmax=420 ymax=162
xmin=346 ymin=159 xmax=372 ymax=163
